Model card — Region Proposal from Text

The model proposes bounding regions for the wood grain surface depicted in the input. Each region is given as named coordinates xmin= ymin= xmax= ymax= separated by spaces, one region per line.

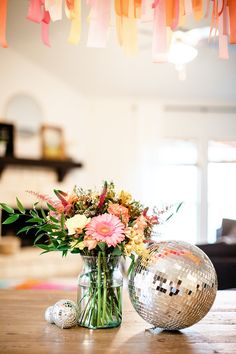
xmin=0 ymin=289 xmax=235 ymax=354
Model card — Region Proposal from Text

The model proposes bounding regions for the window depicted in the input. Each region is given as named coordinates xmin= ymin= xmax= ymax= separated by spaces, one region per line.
xmin=208 ymin=141 xmax=236 ymax=243
xmin=145 ymin=140 xmax=199 ymax=244
xmin=138 ymin=109 xmax=236 ymax=245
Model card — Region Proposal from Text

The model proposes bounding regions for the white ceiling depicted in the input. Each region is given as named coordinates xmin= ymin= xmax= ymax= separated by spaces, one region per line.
xmin=3 ymin=0 xmax=236 ymax=102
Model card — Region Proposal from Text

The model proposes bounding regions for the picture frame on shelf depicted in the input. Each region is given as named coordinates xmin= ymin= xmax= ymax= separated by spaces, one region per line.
xmin=41 ymin=125 xmax=65 ymax=160
xmin=0 ymin=122 xmax=14 ymax=157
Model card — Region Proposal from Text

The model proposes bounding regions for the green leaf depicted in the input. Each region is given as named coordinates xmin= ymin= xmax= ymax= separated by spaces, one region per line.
xmin=128 ymin=254 xmax=136 ymax=276
xmin=165 ymin=213 xmax=174 ymax=222
xmin=112 ymin=246 xmax=122 ymax=256
xmin=27 ymin=217 xmax=44 ymax=224
xmin=51 ymin=239 xmax=59 ymax=248
xmin=49 ymin=230 xmax=66 ymax=237
xmin=48 ymin=224 xmax=61 ymax=230
xmin=2 ymin=214 xmax=19 ymax=224
xmin=176 ymin=201 xmax=183 ymax=212
xmin=34 ymin=233 xmax=46 ymax=244
xmin=16 ymin=198 xmax=25 ymax=214
xmin=47 ymin=203 xmax=57 ymax=212
xmin=50 ymin=216 xmax=59 ymax=224
xmin=36 ymin=224 xmax=56 ymax=233
xmin=57 ymin=245 xmax=69 ymax=251
xmin=35 ymin=244 xmax=55 ymax=251
xmin=98 ymin=242 xmax=106 ymax=252
xmin=30 ymin=210 xmax=39 ymax=218
xmin=17 ymin=226 xmax=33 ymax=235
xmin=71 ymin=248 xmax=81 ymax=254
xmin=40 ymin=208 xmax=47 ymax=220
xmin=62 ymin=249 xmax=68 ymax=257
xmin=60 ymin=213 xmax=65 ymax=229
xmin=39 ymin=250 xmax=51 ymax=255
xmin=0 ymin=203 xmax=14 ymax=214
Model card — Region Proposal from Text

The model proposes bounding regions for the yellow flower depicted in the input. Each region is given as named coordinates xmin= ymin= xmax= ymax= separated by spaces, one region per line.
xmin=125 ymin=227 xmax=144 ymax=242
xmin=119 ymin=190 xmax=132 ymax=205
xmin=70 ymin=240 xmax=86 ymax=250
xmin=65 ymin=214 xmax=90 ymax=235
xmin=124 ymin=242 xmax=134 ymax=256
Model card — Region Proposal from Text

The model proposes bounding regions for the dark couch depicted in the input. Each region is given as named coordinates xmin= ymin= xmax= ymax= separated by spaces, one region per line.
xmin=197 ymin=219 xmax=236 ymax=290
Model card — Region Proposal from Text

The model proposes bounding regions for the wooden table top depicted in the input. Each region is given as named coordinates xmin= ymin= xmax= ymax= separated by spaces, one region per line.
xmin=0 ymin=289 xmax=235 ymax=354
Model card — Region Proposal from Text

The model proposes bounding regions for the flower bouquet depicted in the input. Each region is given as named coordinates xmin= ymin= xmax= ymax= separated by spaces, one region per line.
xmin=0 ymin=181 xmax=180 ymax=329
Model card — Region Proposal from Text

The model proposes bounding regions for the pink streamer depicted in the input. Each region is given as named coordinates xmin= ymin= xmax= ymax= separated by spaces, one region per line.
xmin=27 ymin=0 xmax=42 ymax=23
xmin=27 ymin=0 xmax=51 ymax=47
xmin=141 ymin=0 xmax=154 ymax=21
xmin=87 ymin=0 xmax=111 ymax=48
xmin=223 ymin=4 xmax=230 ymax=36
xmin=41 ymin=9 xmax=51 ymax=46
xmin=184 ymin=0 xmax=192 ymax=16
xmin=218 ymin=0 xmax=228 ymax=59
xmin=152 ymin=0 xmax=168 ymax=63
xmin=205 ymin=0 xmax=211 ymax=18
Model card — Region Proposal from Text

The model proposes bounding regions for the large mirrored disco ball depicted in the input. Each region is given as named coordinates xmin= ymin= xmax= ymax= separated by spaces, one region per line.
xmin=128 ymin=240 xmax=217 ymax=330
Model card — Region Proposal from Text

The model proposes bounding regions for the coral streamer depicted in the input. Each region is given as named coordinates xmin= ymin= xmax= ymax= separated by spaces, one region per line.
xmin=228 ymin=0 xmax=236 ymax=44
xmin=192 ymin=0 xmax=203 ymax=21
xmin=87 ymin=0 xmax=111 ymax=48
xmin=0 ymin=0 xmax=8 ymax=48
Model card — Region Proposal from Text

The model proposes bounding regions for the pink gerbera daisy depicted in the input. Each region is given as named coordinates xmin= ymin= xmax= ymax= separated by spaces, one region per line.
xmin=85 ymin=213 xmax=125 ymax=247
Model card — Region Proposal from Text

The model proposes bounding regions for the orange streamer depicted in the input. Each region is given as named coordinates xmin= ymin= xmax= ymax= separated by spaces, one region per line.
xmin=0 ymin=0 xmax=8 ymax=48
xmin=115 ymin=0 xmax=141 ymax=18
xmin=192 ymin=0 xmax=203 ymax=21
xmin=228 ymin=0 xmax=236 ymax=44
xmin=179 ymin=0 xmax=186 ymax=26
xmin=166 ymin=0 xmax=179 ymax=30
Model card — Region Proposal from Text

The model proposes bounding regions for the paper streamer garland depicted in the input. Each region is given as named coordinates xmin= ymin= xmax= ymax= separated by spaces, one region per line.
xmin=1 ymin=0 xmax=236 ymax=60
xmin=0 ymin=0 xmax=8 ymax=48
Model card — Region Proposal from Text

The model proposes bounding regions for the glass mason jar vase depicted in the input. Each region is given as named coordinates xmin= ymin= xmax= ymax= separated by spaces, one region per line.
xmin=77 ymin=253 xmax=123 ymax=329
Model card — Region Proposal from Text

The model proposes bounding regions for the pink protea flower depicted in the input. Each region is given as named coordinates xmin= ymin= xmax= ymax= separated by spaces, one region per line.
xmin=107 ymin=203 xmax=130 ymax=225
xmin=85 ymin=213 xmax=125 ymax=247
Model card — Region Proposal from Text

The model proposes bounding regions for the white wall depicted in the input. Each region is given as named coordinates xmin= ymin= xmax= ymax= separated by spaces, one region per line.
xmin=0 ymin=49 xmax=142 ymax=207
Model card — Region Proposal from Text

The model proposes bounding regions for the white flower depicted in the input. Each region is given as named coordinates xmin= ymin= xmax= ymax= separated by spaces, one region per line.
xmin=65 ymin=214 xmax=90 ymax=235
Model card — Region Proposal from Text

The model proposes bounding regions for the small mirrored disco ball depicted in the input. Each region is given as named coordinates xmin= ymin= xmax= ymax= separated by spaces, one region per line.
xmin=128 ymin=240 xmax=217 ymax=330
xmin=52 ymin=300 xmax=78 ymax=329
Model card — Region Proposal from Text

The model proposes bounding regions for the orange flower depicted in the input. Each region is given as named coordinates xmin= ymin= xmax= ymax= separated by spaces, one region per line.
xmin=84 ymin=235 xmax=98 ymax=250
xmin=107 ymin=203 xmax=130 ymax=224
xmin=67 ymin=193 xmax=79 ymax=204
xmin=133 ymin=215 xmax=148 ymax=232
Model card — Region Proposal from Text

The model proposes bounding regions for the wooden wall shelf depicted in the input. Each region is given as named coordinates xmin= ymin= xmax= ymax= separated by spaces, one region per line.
xmin=0 ymin=157 xmax=83 ymax=182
